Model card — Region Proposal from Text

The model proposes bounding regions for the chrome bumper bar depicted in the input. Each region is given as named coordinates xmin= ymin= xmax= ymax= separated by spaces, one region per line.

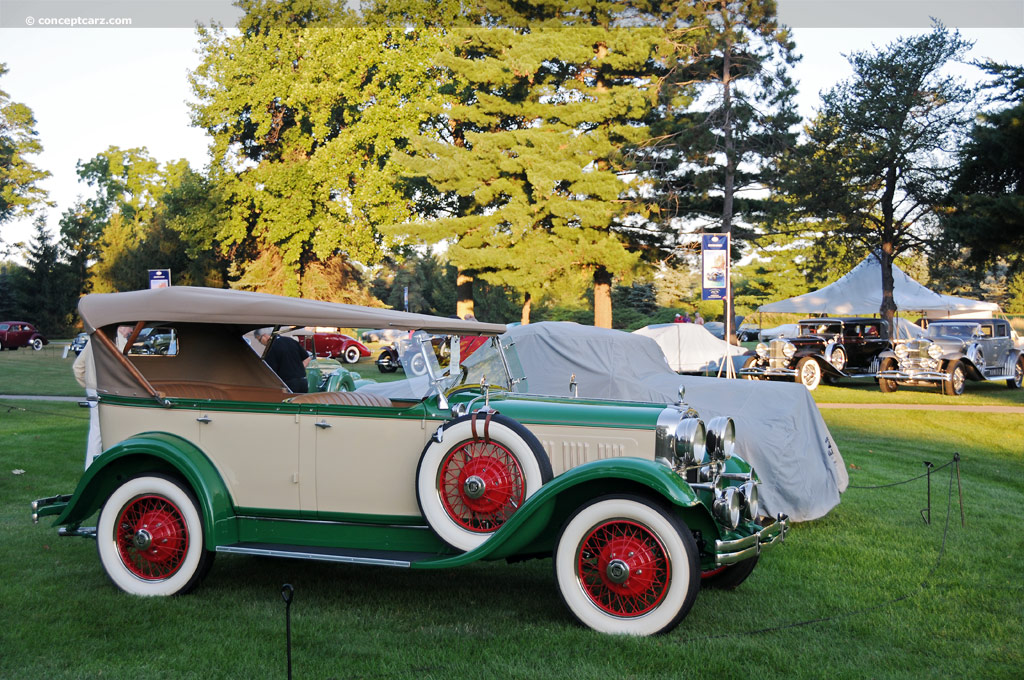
xmin=715 ymin=514 xmax=788 ymax=566
xmin=876 ymin=369 xmax=948 ymax=382
xmin=738 ymin=367 xmax=797 ymax=379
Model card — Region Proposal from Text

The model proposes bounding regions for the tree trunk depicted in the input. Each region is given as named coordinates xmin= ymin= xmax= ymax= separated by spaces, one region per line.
xmin=594 ymin=267 xmax=612 ymax=329
xmin=878 ymin=164 xmax=899 ymax=339
xmin=520 ymin=292 xmax=531 ymax=325
xmin=456 ymin=269 xmax=475 ymax=320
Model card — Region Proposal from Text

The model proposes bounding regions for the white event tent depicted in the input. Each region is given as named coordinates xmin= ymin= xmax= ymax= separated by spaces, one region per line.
xmin=758 ymin=254 xmax=998 ymax=319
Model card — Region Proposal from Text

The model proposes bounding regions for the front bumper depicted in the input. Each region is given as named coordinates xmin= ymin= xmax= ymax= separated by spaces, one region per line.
xmin=715 ymin=514 xmax=788 ymax=565
xmin=876 ymin=368 xmax=948 ymax=383
xmin=739 ymin=365 xmax=797 ymax=379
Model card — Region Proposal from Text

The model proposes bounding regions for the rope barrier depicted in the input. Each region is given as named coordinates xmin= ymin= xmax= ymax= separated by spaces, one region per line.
xmin=686 ymin=454 xmax=963 ymax=641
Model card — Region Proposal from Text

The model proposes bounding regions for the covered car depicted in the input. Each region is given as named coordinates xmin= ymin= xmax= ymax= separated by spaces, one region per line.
xmin=633 ymin=323 xmax=750 ymax=374
xmin=497 ymin=322 xmax=847 ymax=522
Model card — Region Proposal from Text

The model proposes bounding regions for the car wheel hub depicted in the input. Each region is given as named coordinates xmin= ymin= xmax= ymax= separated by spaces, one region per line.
xmin=116 ymin=496 xmax=188 ymax=578
xmin=463 ymin=475 xmax=486 ymax=500
xmin=577 ymin=521 xmax=669 ymax=616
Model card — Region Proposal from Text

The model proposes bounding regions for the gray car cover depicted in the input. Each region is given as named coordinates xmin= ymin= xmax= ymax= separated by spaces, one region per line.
xmin=504 ymin=322 xmax=848 ymax=522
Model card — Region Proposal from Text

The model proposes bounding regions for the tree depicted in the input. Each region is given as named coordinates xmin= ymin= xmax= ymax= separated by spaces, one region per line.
xmin=22 ymin=216 xmax=78 ymax=335
xmin=939 ymin=62 xmax=1024 ymax=281
xmin=775 ymin=25 xmax=974 ymax=336
xmin=635 ymin=1 xmax=798 ymax=331
xmin=0 ymin=64 xmax=50 ymax=236
xmin=190 ymin=0 xmax=444 ymax=296
xmin=395 ymin=4 xmax=678 ymax=327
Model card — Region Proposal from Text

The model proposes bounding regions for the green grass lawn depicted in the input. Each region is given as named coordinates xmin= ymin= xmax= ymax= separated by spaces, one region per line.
xmin=2 ymin=383 xmax=1022 ymax=677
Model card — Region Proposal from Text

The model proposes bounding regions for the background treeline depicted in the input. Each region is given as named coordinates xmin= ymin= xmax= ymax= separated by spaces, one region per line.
xmin=1 ymin=1 xmax=1022 ymax=336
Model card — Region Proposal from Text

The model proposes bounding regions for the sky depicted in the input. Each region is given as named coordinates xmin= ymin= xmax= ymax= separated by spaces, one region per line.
xmin=1 ymin=11 xmax=1023 ymax=258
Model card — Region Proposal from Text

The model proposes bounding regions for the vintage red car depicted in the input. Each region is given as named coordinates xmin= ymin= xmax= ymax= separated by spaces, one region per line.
xmin=289 ymin=328 xmax=371 ymax=363
xmin=0 ymin=321 xmax=49 ymax=351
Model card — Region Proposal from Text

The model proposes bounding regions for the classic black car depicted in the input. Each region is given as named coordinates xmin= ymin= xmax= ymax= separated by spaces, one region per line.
xmin=876 ymin=318 xmax=1023 ymax=395
xmin=740 ymin=318 xmax=891 ymax=390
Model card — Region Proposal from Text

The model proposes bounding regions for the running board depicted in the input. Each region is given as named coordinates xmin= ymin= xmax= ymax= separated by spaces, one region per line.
xmin=216 ymin=542 xmax=445 ymax=568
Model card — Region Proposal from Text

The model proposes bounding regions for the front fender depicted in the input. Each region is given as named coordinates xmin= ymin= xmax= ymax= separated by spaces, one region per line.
xmin=53 ymin=432 xmax=237 ymax=549
xmin=413 ymin=457 xmax=704 ymax=569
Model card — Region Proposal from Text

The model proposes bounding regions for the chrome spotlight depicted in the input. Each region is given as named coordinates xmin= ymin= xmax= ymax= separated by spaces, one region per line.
xmin=705 ymin=416 xmax=735 ymax=461
xmin=713 ymin=486 xmax=741 ymax=529
xmin=741 ymin=480 xmax=760 ymax=521
xmin=755 ymin=343 xmax=768 ymax=359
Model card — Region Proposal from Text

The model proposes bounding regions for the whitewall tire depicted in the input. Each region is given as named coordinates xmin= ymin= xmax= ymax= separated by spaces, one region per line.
xmin=96 ymin=474 xmax=212 ymax=596
xmin=553 ymin=495 xmax=700 ymax=636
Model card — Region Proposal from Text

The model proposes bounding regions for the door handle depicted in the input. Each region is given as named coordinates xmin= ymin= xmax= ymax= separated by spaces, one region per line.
xmin=315 ymin=420 xmax=332 ymax=429
xmin=196 ymin=416 xmax=212 ymax=424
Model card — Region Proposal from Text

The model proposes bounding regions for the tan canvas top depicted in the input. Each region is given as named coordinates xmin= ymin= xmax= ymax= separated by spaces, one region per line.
xmin=78 ymin=286 xmax=507 ymax=335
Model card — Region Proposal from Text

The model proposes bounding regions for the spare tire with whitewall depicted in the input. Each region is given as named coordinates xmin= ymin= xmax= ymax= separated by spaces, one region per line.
xmin=553 ymin=494 xmax=700 ymax=636
xmin=416 ymin=413 xmax=553 ymax=552
xmin=96 ymin=474 xmax=214 ymax=597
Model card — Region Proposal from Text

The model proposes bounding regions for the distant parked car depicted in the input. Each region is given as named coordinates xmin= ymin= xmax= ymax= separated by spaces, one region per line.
xmin=876 ymin=318 xmax=1023 ymax=395
xmin=360 ymin=328 xmax=405 ymax=344
xmin=291 ymin=329 xmax=370 ymax=364
xmin=0 ymin=321 xmax=48 ymax=351
xmin=70 ymin=332 xmax=89 ymax=356
xmin=741 ymin=318 xmax=891 ymax=390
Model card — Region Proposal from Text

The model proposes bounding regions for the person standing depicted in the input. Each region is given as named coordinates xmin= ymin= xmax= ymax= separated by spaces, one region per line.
xmin=254 ymin=327 xmax=312 ymax=393
xmin=694 ymin=311 xmax=704 ymax=325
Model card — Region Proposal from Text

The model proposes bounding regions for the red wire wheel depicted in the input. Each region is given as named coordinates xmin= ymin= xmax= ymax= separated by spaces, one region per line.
xmin=115 ymin=494 xmax=189 ymax=580
xmin=575 ymin=519 xmax=671 ymax=617
xmin=438 ymin=440 xmax=525 ymax=533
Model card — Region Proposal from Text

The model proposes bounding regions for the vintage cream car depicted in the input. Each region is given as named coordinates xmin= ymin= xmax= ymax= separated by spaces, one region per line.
xmin=33 ymin=287 xmax=786 ymax=636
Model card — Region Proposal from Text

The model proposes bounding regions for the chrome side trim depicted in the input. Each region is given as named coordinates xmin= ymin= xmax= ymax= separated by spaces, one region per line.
xmin=216 ymin=545 xmax=412 ymax=568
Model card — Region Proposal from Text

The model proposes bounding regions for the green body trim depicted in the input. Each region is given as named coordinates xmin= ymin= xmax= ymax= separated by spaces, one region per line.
xmin=408 ymin=456 xmax=706 ymax=569
xmin=52 ymin=432 xmax=238 ymax=549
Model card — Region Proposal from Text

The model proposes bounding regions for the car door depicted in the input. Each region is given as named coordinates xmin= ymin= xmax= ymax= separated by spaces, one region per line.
xmin=310 ymin=404 xmax=434 ymax=519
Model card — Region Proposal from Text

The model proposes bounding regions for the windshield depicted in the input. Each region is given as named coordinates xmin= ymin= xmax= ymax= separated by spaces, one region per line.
xmin=927 ymin=323 xmax=978 ymax=340
xmin=383 ymin=332 xmax=528 ymax=401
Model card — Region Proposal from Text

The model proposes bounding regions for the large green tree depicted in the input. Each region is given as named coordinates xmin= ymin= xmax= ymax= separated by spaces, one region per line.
xmin=190 ymin=0 xmax=444 ymax=297
xmin=636 ymin=1 xmax=798 ymax=336
xmin=775 ymin=25 xmax=973 ymax=336
xmin=395 ymin=3 xmax=681 ymax=327
xmin=0 ymin=64 xmax=50 ymax=239
xmin=939 ymin=62 xmax=1024 ymax=281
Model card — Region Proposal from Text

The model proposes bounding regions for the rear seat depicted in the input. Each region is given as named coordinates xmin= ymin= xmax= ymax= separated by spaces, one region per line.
xmin=286 ymin=391 xmax=393 ymax=408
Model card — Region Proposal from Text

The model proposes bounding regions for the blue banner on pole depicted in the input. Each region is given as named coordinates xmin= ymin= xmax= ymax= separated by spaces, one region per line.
xmin=701 ymin=234 xmax=729 ymax=301
xmin=148 ymin=269 xmax=171 ymax=289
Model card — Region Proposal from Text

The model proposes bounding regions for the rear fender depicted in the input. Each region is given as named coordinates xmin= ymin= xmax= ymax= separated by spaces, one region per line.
xmin=53 ymin=432 xmax=236 ymax=549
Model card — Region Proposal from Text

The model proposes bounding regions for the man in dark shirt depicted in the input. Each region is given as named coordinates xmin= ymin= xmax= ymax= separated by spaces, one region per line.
xmin=254 ymin=327 xmax=311 ymax=393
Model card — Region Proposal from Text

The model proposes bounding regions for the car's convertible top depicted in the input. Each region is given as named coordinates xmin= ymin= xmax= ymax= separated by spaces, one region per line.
xmin=79 ymin=286 xmax=506 ymax=336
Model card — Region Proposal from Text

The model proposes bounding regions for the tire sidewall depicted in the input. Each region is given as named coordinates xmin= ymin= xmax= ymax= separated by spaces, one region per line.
xmin=416 ymin=414 xmax=551 ymax=552
xmin=344 ymin=346 xmax=360 ymax=363
xmin=554 ymin=495 xmax=699 ymax=636
xmin=797 ymin=357 xmax=821 ymax=390
xmin=96 ymin=475 xmax=206 ymax=596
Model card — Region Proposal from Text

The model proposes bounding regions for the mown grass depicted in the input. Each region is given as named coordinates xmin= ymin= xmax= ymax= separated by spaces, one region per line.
xmin=2 ymin=395 xmax=1022 ymax=679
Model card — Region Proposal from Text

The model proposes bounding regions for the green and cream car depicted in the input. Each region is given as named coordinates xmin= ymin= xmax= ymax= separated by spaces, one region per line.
xmin=33 ymin=287 xmax=786 ymax=636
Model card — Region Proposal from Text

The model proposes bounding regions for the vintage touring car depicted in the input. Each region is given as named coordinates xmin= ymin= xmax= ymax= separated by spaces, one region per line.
xmin=32 ymin=287 xmax=786 ymax=636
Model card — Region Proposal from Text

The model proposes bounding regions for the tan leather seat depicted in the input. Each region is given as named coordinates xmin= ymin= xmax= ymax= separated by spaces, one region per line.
xmin=287 ymin=391 xmax=393 ymax=408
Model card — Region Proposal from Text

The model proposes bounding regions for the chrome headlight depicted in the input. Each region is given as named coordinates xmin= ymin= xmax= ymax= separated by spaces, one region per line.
xmin=713 ymin=486 xmax=741 ymax=530
xmin=740 ymin=480 xmax=760 ymax=521
xmin=656 ymin=409 xmax=706 ymax=467
xmin=705 ymin=416 xmax=735 ymax=461
xmin=782 ymin=342 xmax=797 ymax=359
xmin=927 ymin=342 xmax=943 ymax=359
xmin=895 ymin=343 xmax=910 ymax=359
xmin=755 ymin=343 xmax=768 ymax=359
xmin=675 ymin=418 xmax=706 ymax=466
